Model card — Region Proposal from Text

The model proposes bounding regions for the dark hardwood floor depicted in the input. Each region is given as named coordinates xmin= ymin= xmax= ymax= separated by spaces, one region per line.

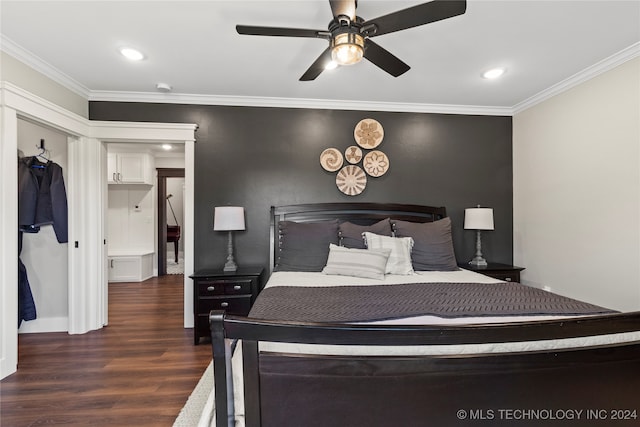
xmin=1 ymin=274 xmax=212 ymax=427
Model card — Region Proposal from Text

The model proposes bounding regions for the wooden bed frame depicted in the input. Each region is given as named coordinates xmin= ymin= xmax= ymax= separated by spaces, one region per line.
xmin=210 ymin=203 xmax=640 ymax=427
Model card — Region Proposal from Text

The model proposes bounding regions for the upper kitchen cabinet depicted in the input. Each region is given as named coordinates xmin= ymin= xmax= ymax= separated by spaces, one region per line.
xmin=108 ymin=152 xmax=154 ymax=185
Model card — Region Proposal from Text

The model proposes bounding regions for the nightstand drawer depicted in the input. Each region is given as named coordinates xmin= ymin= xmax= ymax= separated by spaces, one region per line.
xmin=486 ymin=271 xmax=520 ymax=282
xmin=197 ymin=280 xmax=225 ymax=295
xmin=198 ymin=295 xmax=252 ymax=314
xmin=459 ymin=263 xmax=524 ymax=284
xmin=197 ymin=279 xmax=253 ymax=296
xmin=224 ymin=279 xmax=253 ymax=295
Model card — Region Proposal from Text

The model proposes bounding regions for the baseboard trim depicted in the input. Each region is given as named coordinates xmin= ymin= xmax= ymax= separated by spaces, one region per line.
xmin=18 ymin=316 xmax=68 ymax=333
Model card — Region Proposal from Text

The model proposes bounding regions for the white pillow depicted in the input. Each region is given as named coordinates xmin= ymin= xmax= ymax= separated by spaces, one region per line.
xmin=363 ymin=232 xmax=415 ymax=275
xmin=322 ymin=244 xmax=391 ymax=280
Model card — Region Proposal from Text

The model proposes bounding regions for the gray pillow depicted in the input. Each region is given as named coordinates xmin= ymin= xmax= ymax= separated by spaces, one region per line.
xmin=393 ymin=217 xmax=458 ymax=271
xmin=339 ymin=218 xmax=392 ymax=249
xmin=274 ymin=220 xmax=339 ymax=272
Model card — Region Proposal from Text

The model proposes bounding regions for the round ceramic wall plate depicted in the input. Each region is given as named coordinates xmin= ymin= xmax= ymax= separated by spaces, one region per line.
xmin=320 ymin=148 xmax=344 ymax=172
xmin=354 ymin=118 xmax=384 ymax=149
xmin=336 ymin=165 xmax=367 ymax=196
xmin=363 ymin=150 xmax=389 ymax=177
xmin=344 ymin=146 xmax=363 ymax=164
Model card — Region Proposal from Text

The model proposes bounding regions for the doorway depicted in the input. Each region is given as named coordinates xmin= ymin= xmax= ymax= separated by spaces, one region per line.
xmin=157 ymin=168 xmax=185 ymax=275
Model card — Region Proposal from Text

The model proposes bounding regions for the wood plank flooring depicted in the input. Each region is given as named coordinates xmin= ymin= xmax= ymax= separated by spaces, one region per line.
xmin=1 ymin=275 xmax=212 ymax=427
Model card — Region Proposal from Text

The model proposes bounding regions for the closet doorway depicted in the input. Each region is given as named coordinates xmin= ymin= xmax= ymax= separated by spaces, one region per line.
xmin=157 ymin=168 xmax=185 ymax=276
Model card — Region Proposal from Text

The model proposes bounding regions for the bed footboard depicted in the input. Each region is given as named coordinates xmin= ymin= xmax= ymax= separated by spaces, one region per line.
xmin=210 ymin=311 xmax=640 ymax=427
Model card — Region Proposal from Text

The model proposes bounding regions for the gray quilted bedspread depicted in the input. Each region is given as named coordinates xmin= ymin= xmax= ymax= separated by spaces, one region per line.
xmin=248 ymin=282 xmax=615 ymax=323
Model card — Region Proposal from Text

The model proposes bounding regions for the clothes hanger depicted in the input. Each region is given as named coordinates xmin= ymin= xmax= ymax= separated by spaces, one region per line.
xmin=32 ymin=139 xmax=49 ymax=168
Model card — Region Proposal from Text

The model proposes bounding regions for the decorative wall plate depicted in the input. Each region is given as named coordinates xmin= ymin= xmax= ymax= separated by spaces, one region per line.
xmin=336 ymin=165 xmax=367 ymax=196
xmin=344 ymin=146 xmax=363 ymax=164
xmin=354 ymin=118 xmax=384 ymax=149
xmin=320 ymin=148 xmax=344 ymax=172
xmin=363 ymin=150 xmax=390 ymax=177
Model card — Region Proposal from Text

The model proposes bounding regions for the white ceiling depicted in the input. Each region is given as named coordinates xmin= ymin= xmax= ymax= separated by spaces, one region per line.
xmin=1 ymin=1 xmax=639 ymax=114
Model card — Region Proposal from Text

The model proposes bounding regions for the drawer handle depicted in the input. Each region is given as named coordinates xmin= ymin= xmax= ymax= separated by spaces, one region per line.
xmin=220 ymin=302 xmax=229 ymax=308
xmin=207 ymin=286 xmax=216 ymax=292
xmin=233 ymin=285 xmax=241 ymax=290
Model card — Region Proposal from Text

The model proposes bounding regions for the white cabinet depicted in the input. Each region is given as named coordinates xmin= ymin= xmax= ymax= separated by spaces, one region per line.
xmin=108 ymin=251 xmax=153 ymax=282
xmin=108 ymin=152 xmax=153 ymax=185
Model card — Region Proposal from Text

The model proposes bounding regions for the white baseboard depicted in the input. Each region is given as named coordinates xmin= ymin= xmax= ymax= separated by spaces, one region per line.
xmin=18 ymin=316 xmax=68 ymax=333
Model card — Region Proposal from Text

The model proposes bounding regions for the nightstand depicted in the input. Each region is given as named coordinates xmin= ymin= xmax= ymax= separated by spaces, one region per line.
xmin=459 ymin=262 xmax=525 ymax=283
xmin=190 ymin=266 xmax=263 ymax=344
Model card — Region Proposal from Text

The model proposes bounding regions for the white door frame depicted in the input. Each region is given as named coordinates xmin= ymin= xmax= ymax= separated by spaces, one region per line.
xmin=0 ymin=82 xmax=196 ymax=379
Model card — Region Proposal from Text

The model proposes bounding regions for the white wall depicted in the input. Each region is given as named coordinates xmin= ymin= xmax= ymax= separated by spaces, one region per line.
xmin=107 ymin=186 xmax=155 ymax=253
xmin=17 ymin=119 xmax=69 ymax=332
xmin=155 ymin=156 xmax=185 ymax=169
xmin=1 ymin=52 xmax=87 ymax=118
xmin=513 ymin=57 xmax=640 ymax=312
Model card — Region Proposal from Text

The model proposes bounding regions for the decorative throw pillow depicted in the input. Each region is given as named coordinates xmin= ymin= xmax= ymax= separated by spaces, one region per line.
xmin=362 ymin=232 xmax=414 ymax=275
xmin=322 ymin=244 xmax=391 ymax=280
xmin=274 ymin=220 xmax=339 ymax=272
xmin=339 ymin=218 xmax=393 ymax=249
xmin=393 ymin=217 xmax=458 ymax=271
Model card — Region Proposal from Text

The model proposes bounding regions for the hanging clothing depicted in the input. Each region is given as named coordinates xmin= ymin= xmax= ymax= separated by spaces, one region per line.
xmin=18 ymin=231 xmax=36 ymax=327
xmin=17 ymin=155 xmax=68 ymax=326
xmin=18 ymin=156 xmax=68 ymax=243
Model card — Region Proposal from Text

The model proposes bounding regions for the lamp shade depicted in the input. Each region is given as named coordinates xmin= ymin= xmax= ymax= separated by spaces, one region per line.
xmin=464 ymin=207 xmax=494 ymax=230
xmin=213 ymin=206 xmax=245 ymax=231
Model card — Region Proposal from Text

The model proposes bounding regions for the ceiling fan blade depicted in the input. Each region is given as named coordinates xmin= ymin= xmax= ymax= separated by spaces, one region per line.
xmin=237 ymin=25 xmax=330 ymax=39
xmin=329 ymin=0 xmax=357 ymax=20
xmin=363 ymin=40 xmax=410 ymax=77
xmin=364 ymin=0 xmax=466 ymax=37
xmin=300 ymin=47 xmax=333 ymax=81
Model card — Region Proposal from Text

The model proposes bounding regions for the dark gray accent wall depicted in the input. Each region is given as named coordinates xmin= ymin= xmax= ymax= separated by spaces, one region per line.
xmin=90 ymin=102 xmax=513 ymax=273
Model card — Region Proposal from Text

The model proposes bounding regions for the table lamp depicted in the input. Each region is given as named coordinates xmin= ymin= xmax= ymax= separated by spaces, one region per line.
xmin=464 ymin=205 xmax=494 ymax=267
xmin=213 ymin=206 xmax=245 ymax=272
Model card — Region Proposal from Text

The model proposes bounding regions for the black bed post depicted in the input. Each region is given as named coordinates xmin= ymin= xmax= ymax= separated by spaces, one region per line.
xmin=210 ymin=311 xmax=234 ymax=427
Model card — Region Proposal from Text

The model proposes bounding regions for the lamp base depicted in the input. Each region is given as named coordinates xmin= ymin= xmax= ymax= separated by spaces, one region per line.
xmin=223 ymin=261 xmax=238 ymax=273
xmin=223 ymin=230 xmax=238 ymax=272
xmin=468 ymin=256 xmax=488 ymax=267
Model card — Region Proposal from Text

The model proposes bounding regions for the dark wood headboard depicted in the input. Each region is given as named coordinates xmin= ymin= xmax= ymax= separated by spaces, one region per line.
xmin=269 ymin=203 xmax=447 ymax=274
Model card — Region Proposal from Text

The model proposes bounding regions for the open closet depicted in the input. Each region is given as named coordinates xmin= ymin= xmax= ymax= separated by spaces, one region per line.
xmin=17 ymin=119 xmax=70 ymax=333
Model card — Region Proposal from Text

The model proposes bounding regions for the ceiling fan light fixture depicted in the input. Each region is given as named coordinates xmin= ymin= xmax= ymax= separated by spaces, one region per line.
xmin=325 ymin=61 xmax=338 ymax=70
xmin=331 ymin=32 xmax=364 ymax=65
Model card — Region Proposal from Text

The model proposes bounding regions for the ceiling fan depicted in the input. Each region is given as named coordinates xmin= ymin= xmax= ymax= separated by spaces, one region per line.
xmin=236 ymin=0 xmax=467 ymax=81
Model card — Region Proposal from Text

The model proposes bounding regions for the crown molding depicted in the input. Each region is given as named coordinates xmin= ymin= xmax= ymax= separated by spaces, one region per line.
xmin=4 ymin=32 xmax=637 ymax=117
xmin=88 ymin=90 xmax=513 ymax=116
xmin=513 ymin=42 xmax=640 ymax=114
xmin=1 ymin=35 xmax=90 ymax=98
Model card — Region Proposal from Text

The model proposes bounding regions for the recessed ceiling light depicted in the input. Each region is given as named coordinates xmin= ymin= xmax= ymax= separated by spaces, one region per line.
xmin=482 ymin=68 xmax=506 ymax=79
xmin=162 ymin=144 xmax=172 ymax=150
xmin=325 ymin=61 xmax=338 ymax=70
xmin=120 ymin=47 xmax=144 ymax=61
